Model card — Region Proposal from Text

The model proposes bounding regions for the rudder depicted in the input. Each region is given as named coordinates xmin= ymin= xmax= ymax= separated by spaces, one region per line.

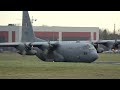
xmin=21 ymin=11 xmax=36 ymax=42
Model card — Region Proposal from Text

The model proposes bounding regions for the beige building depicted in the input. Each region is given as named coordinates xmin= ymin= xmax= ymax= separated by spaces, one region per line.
xmin=0 ymin=25 xmax=99 ymax=42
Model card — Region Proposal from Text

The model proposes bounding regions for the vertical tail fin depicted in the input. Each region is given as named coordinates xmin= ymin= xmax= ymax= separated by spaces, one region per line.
xmin=21 ymin=11 xmax=36 ymax=42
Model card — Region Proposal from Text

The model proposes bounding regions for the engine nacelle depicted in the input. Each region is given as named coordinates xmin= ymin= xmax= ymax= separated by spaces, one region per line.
xmin=25 ymin=50 xmax=37 ymax=55
xmin=17 ymin=49 xmax=37 ymax=55
xmin=16 ymin=43 xmax=37 ymax=55
xmin=97 ymin=48 xmax=104 ymax=53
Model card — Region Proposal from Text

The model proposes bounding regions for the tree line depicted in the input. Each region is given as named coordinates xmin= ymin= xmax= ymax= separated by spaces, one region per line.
xmin=99 ymin=29 xmax=120 ymax=40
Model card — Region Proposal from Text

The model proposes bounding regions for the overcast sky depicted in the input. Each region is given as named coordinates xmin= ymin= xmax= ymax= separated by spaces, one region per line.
xmin=0 ymin=11 xmax=120 ymax=33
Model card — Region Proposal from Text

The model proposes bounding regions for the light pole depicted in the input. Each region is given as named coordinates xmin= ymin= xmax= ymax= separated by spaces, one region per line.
xmin=118 ymin=29 xmax=120 ymax=39
xmin=31 ymin=16 xmax=37 ymax=25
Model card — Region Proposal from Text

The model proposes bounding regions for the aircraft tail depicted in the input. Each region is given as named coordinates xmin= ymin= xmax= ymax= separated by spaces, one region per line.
xmin=21 ymin=11 xmax=36 ymax=42
xmin=21 ymin=11 xmax=46 ymax=42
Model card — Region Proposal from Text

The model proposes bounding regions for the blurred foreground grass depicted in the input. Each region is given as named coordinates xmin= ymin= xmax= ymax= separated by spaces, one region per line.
xmin=0 ymin=52 xmax=120 ymax=79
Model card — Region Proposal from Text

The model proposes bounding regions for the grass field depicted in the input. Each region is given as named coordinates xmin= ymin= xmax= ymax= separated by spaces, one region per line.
xmin=0 ymin=52 xmax=120 ymax=79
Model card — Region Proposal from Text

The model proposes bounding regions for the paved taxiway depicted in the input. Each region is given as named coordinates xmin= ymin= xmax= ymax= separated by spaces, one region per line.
xmin=93 ymin=62 xmax=120 ymax=65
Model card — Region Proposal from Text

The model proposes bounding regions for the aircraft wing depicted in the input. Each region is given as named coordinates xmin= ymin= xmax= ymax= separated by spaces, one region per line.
xmin=0 ymin=42 xmax=22 ymax=47
xmin=94 ymin=40 xmax=120 ymax=45
xmin=93 ymin=40 xmax=115 ymax=49
xmin=93 ymin=41 xmax=109 ymax=44
xmin=0 ymin=42 xmax=59 ymax=47
xmin=93 ymin=40 xmax=120 ymax=49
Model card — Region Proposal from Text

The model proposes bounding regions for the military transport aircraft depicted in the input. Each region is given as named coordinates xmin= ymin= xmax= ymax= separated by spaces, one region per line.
xmin=21 ymin=11 xmax=120 ymax=54
xmin=21 ymin=11 xmax=104 ymax=53
xmin=0 ymin=11 xmax=99 ymax=63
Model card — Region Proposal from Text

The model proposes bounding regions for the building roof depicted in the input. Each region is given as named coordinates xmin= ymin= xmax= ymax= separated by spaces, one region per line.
xmin=0 ymin=26 xmax=99 ymax=32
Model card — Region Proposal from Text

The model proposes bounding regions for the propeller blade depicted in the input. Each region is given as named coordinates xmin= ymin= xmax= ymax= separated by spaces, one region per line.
xmin=22 ymin=50 xmax=26 ymax=57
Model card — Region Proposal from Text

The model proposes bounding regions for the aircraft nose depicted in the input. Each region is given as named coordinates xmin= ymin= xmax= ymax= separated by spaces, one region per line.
xmin=94 ymin=53 xmax=99 ymax=60
xmin=90 ymin=52 xmax=99 ymax=62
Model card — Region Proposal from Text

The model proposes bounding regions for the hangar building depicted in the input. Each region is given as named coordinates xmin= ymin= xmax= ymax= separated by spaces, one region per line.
xmin=0 ymin=25 xmax=99 ymax=43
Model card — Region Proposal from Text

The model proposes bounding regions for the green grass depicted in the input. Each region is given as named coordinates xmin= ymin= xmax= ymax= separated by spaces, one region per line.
xmin=96 ymin=53 xmax=120 ymax=62
xmin=0 ymin=52 xmax=120 ymax=79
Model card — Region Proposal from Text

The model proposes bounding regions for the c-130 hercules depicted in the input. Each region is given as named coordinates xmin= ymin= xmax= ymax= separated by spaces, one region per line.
xmin=0 ymin=11 xmax=99 ymax=63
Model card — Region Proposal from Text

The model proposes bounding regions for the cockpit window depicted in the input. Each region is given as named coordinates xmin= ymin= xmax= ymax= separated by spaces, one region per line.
xmin=82 ymin=44 xmax=89 ymax=49
xmin=88 ymin=44 xmax=95 ymax=49
xmin=83 ymin=44 xmax=94 ymax=49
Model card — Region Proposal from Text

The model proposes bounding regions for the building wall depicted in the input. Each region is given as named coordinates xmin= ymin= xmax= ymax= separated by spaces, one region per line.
xmin=33 ymin=26 xmax=99 ymax=42
xmin=34 ymin=32 xmax=59 ymax=41
xmin=0 ymin=26 xmax=20 ymax=42
xmin=62 ymin=32 xmax=91 ymax=41
xmin=12 ymin=31 xmax=15 ymax=42
xmin=0 ymin=26 xmax=99 ymax=42
xmin=0 ymin=31 xmax=8 ymax=42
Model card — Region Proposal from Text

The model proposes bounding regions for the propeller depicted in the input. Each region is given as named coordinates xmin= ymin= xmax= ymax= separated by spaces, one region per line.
xmin=112 ymin=39 xmax=119 ymax=50
xmin=43 ymin=41 xmax=52 ymax=55
xmin=24 ymin=42 xmax=34 ymax=50
xmin=41 ymin=41 xmax=59 ymax=55
xmin=93 ymin=42 xmax=104 ymax=53
xmin=22 ymin=43 xmax=33 ymax=56
xmin=21 ymin=50 xmax=26 ymax=56
xmin=48 ymin=40 xmax=53 ymax=48
xmin=17 ymin=42 xmax=37 ymax=56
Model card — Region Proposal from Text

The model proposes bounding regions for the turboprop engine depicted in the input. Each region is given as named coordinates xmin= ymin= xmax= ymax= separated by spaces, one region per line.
xmin=16 ymin=43 xmax=37 ymax=55
xmin=93 ymin=44 xmax=104 ymax=53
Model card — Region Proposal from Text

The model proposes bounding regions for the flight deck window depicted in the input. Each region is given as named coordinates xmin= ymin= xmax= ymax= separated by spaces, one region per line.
xmin=82 ymin=44 xmax=95 ymax=50
xmin=84 ymin=52 xmax=87 ymax=55
xmin=89 ymin=44 xmax=95 ymax=49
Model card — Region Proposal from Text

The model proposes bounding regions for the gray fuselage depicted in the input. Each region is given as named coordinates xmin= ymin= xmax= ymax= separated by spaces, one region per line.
xmin=34 ymin=41 xmax=99 ymax=63
xmin=21 ymin=11 xmax=99 ymax=63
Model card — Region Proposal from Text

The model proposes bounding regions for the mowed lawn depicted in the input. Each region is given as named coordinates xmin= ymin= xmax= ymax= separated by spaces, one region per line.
xmin=0 ymin=52 xmax=120 ymax=79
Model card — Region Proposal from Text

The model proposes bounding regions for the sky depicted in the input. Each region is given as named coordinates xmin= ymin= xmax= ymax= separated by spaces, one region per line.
xmin=0 ymin=11 xmax=120 ymax=33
